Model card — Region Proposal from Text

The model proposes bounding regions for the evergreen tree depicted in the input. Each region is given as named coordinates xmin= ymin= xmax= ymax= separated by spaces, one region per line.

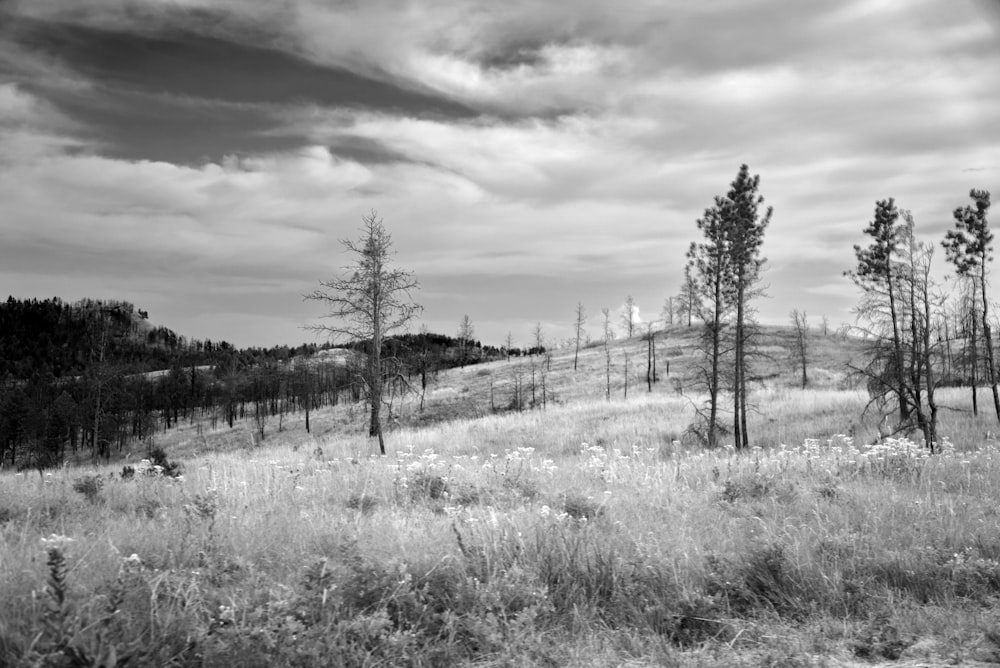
xmin=943 ymin=189 xmax=998 ymax=423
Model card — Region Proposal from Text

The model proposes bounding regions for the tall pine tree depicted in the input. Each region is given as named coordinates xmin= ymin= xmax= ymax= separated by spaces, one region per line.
xmin=720 ymin=165 xmax=770 ymax=450
xmin=943 ymin=190 xmax=998 ymax=423
xmin=686 ymin=164 xmax=769 ymax=449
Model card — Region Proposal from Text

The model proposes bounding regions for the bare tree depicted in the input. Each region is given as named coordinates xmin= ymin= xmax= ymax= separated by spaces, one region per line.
xmin=624 ymin=349 xmax=630 ymax=399
xmin=677 ymin=268 xmax=699 ymax=327
xmin=504 ymin=331 xmax=514 ymax=362
xmin=790 ymin=309 xmax=809 ymax=389
xmin=533 ymin=321 xmax=550 ymax=371
xmin=532 ymin=322 xmax=544 ymax=356
xmin=602 ymin=307 xmax=614 ymax=401
xmin=509 ymin=363 xmax=525 ymax=412
xmin=417 ymin=324 xmax=431 ymax=412
xmin=622 ymin=295 xmax=637 ymax=338
xmin=573 ymin=302 xmax=586 ymax=371
xmin=849 ymin=207 xmax=943 ymax=449
xmin=305 ymin=211 xmax=421 ymax=455
xmin=662 ymin=297 xmax=674 ymax=326
xmin=902 ymin=215 xmax=941 ymax=449
xmin=457 ymin=314 xmax=475 ymax=368
xmin=646 ymin=321 xmax=657 ymax=391
xmin=820 ymin=315 xmax=830 ymax=337
xmin=952 ymin=282 xmax=980 ymax=411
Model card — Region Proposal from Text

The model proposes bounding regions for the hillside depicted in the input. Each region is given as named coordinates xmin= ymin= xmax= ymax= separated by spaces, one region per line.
xmin=0 ymin=296 xmax=502 ymax=470
xmin=3 ymin=339 xmax=1000 ymax=665
xmin=142 ymin=322 xmax=875 ymax=462
xmin=409 ymin=323 xmax=864 ymax=424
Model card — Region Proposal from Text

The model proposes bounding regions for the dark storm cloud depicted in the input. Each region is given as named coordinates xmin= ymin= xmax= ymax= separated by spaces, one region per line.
xmin=0 ymin=10 xmax=477 ymax=163
xmin=325 ymin=136 xmax=418 ymax=166
xmin=7 ymin=18 xmax=476 ymax=116
xmin=24 ymin=86 xmax=305 ymax=163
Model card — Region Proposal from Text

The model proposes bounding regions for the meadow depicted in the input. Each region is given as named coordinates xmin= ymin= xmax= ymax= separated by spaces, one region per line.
xmin=4 ymin=329 xmax=1000 ymax=666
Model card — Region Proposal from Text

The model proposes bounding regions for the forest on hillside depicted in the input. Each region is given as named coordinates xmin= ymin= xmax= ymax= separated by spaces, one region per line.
xmin=0 ymin=297 xmax=513 ymax=470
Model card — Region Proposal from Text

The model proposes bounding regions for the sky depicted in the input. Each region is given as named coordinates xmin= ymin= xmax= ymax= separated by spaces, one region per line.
xmin=1 ymin=0 xmax=998 ymax=350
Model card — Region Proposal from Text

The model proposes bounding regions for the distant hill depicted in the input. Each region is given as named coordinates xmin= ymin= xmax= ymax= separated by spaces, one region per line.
xmin=0 ymin=296 xmax=208 ymax=379
xmin=387 ymin=322 xmax=870 ymax=428
xmin=139 ymin=320 xmax=874 ymax=463
xmin=0 ymin=296 xmax=510 ymax=469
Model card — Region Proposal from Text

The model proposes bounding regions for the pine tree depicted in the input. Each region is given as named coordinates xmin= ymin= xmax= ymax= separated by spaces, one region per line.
xmin=718 ymin=164 xmax=770 ymax=450
xmin=849 ymin=198 xmax=910 ymax=424
xmin=943 ymin=189 xmax=998 ymax=423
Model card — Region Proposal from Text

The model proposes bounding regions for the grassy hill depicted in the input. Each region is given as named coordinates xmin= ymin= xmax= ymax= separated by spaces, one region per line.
xmin=4 ymin=325 xmax=1000 ymax=665
xmin=149 ymin=322 xmax=873 ymax=460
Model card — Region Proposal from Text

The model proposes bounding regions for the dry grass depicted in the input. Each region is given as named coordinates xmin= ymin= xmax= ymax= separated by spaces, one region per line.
xmin=4 ymin=328 xmax=1000 ymax=665
xmin=4 ymin=383 xmax=1000 ymax=665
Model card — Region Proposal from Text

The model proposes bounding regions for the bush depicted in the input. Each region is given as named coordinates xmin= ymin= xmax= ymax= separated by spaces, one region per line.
xmin=345 ymin=493 xmax=378 ymax=514
xmin=147 ymin=446 xmax=183 ymax=478
xmin=562 ymin=492 xmax=604 ymax=521
xmin=72 ymin=475 xmax=104 ymax=504
xmin=201 ymin=541 xmax=551 ymax=666
xmin=408 ymin=471 xmax=448 ymax=502
xmin=719 ymin=472 xmax=796 ymax=504
xmin=704 ymin=543 xmax=811 ymax=618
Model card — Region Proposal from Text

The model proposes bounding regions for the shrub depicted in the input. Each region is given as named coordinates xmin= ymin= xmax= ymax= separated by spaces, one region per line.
xmin=345 ymin=493 xmax=379 ymax=514
xmin=18 ymin=539 xmax=193 ymax=666
xmin=449 ymin=482 xmax=483 ymax=506
xmin=72 ymin=475 xmax=104 ymax=504
xmin=409 ymin=471 xmax=449 ymax=502
xmin=704 ymin=543 xmax=811 ymax=618
xmin=133 ymin=499 xmax=163 ymax=520
xmin=562 ymin=492 xmax=604 ymax=521
xmin=147 ymin=446 xmax=183 ymax=478
xmin=851 ymin=611 xmax=912 ymax=660
xmin=719 ymin=472 xmax=796 ymax=504
xmin=670 ymin=593 xmax=734 ymax=647
xmin=503 ymin=475 xmax=539 ymax=502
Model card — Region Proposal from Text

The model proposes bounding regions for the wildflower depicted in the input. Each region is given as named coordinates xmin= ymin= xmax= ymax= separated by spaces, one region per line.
xmin=40 ymin=534 xmax=74 ymax=549
xmin=125 ymin=553 xmax=142 ymax=567
xmin=218 ymin=605 xmax=236 ymax=624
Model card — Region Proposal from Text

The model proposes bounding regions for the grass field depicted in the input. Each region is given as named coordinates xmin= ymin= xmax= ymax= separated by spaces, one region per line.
xmin=4 ymin=329 xmax=1000 ymax=666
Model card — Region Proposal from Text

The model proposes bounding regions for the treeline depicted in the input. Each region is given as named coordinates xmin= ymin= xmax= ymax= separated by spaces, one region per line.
xmin=0 ymin=298 xmax=506 ymax=469
xmin=0 ymin=358 xmax=362 ymax=469
xmin=0 ymin=297 xmax=242 ymax=378
xmin=377 ymin=332 xmax=527 ymax=364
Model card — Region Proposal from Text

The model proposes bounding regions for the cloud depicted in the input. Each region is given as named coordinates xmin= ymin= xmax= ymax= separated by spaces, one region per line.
xmin=0 ymin=0 xmax=998 ymax=347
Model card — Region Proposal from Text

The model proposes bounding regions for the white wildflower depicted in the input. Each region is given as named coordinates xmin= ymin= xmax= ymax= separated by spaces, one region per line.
xmin=40 ymin=534 xmax=74 ymax=549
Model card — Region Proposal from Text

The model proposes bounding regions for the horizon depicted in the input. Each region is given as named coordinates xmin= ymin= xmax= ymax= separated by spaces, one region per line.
xmin=1 ymin=1 xmax=998 ymax=349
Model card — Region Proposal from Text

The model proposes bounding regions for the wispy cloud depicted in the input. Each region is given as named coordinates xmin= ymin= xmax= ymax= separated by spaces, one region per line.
xmin=0 ymin=0 xmax=997 ymax=346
